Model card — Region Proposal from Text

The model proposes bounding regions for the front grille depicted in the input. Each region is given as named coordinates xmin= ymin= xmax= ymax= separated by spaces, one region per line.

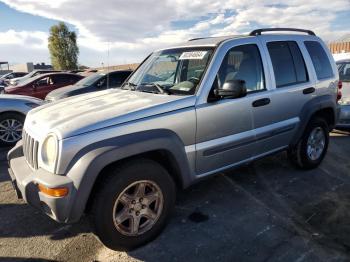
xmin=22 ymin=130 xmax=39 ymax=169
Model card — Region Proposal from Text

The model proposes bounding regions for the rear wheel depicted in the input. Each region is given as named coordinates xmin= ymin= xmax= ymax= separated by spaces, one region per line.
xmin=90 ymin=159 xmax=176 ymax=250
xmin=288 ymin=117 xmax=329 ymax=169
xmin=0 ymin=112 xmax=24 ymax=147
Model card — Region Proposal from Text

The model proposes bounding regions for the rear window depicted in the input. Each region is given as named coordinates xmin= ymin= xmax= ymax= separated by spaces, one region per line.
xmin=304 ymin=41 xmax=333 ymax=80
xmin=267 ymin=41 xmax=308 ymax=87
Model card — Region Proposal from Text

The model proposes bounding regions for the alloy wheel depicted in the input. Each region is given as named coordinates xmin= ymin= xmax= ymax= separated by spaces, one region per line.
xmin=112 ymin=180 xmax=164 ymax=236
xmin=306 ymin=126 xmax=326 ymax=161
xmin=0 ymin=119 xmax=23 ymax=143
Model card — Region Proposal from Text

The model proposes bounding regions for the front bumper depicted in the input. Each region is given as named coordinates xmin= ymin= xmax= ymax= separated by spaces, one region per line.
xmin=336 ymin=105 xmax=350 ymax=128
xmin=7 ymin=142 xmax=75 ymax=223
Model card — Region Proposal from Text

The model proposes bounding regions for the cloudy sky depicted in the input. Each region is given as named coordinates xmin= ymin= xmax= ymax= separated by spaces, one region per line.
xmin=0 ymin=0 xmax=349 ymax=67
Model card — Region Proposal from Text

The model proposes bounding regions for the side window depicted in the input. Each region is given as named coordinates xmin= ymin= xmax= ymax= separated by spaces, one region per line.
xmin=108 ymin=73 xmax=124 ymax=87
xmin=51 ymin=75 xmax=66 ymax=84
xmin=267 ymin=41 xmax=308 ymax=87
xmin=36 ymin=77 xmax=49 ymax=87
xmin=70 ymin=75 xmax=81 ymax=83
xmin=338 ymin=62 xmax=350 ymax=82
xmin=304 ymin=41 xmax=333 ymax=80
xmin=216 ymin=44 xmax=265 ymax=93
xmin=96 ymin=76 xmax=107 ymax=88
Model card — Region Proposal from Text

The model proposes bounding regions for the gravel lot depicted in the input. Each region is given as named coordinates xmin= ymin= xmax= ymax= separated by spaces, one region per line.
xmin=1 ymin=130 xmax=350 ymax=262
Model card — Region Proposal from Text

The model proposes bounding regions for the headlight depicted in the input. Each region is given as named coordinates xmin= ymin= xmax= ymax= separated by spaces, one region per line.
xmin=41 ymin=134 xmax=58 ymax=170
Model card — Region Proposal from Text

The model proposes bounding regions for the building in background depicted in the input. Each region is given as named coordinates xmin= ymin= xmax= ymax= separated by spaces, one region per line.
xmin=7 ymin=62 xmax=52 ymax=73
xmin=329 ymin=34 xmax=350 ymax=61
xmin=33 ymin=63 xmax=53 ymax=70
xmin=9 ymin=62 xmax=34 ymax=73
xmin=0 ymin=61 xmax=11 ymax=76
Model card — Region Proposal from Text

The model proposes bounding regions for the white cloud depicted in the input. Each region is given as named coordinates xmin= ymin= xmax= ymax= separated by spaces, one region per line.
xmin=0 ymin=30 xmax=47 ymax=48
xmin=0 ymin=0 xmax=349 ymax=66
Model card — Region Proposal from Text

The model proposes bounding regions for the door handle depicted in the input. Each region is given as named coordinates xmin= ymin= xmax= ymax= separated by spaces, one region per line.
xmin=303 ymin=87 xmax=315 ymax=94
xmin=252 ymin=98 xmax=270 ymax=107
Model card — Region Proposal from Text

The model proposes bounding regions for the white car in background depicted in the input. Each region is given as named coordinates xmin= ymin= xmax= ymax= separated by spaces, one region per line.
xmin=0 ymin=95 xmax=43 ymax=146
xmin=337 ymin=59 xmax=350 ymax=128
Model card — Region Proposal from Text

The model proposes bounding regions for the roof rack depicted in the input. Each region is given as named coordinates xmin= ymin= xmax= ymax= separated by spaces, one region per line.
xmin=188 ymin=37 xmax=215 ymax=41
xmin=249 ymin=28 xmax=316 ymax=36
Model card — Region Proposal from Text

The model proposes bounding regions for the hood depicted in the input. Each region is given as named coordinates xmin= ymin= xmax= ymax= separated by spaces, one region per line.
xmin=0 ymin=94 xmax=43 ymax=104
xmin=25 ymin=89 xmax=195 ymax=139
xmin=46 ymin=84 xmax=87 ymax=101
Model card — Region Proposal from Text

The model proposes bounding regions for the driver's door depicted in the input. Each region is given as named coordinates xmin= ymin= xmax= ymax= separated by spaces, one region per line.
xmin=195 ymin=42 xmax=266 ymax=175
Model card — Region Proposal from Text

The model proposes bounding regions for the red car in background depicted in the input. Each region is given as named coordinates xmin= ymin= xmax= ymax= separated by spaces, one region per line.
xmin=3 ymin=73 xmax=84 ymax=99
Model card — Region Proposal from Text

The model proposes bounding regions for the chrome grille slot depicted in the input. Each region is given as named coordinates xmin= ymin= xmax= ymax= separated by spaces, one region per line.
xmin=22 ymin=130 xmax=39 ymax=170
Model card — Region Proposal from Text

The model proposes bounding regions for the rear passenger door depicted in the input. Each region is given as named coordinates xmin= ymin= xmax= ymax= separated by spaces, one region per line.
xmin=252 ymin=38 xmax=316 ymax=156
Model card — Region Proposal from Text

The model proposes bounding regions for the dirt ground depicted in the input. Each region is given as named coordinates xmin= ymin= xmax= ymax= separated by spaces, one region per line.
xmin=1 ymin=129 xmax=350 ymax=262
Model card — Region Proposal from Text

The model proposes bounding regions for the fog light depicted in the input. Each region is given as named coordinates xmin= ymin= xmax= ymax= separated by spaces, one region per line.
xmin=38 ymin=184 xmax=68 ymax=197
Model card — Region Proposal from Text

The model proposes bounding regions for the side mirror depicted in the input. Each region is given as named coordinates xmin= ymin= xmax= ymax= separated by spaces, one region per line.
xmin=214 ymin=79 xmax=247 ymax=99
xmin=32 ymin=83 xmax=37 ymax=89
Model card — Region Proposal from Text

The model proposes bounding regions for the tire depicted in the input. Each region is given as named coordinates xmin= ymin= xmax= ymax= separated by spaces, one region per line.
xmin=288 ymin=117 xmax=329 ymax=169
xmin=90 ymin=158 xmax=176 ymax=250
xmin=0 ymin=112 xmax=25 ymax=147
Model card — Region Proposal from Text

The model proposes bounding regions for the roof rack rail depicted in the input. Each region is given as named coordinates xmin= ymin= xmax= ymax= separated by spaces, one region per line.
xmin=249 ymin=28 xmax=316 ymax=36
xmin=188 ymin=36 xmax=216 ymax=41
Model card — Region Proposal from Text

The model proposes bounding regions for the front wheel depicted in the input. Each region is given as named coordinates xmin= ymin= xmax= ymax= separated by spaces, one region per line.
xmin=0 ymin=112 xmax=25 ymax=147
xmin=90 ymin=159 xmax=176 ymax=250
xmin=288 ymin=117 xmax=329 ymax=169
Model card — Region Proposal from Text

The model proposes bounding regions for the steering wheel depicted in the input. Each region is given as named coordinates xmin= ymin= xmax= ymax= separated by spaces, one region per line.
xmin=188 ymin=77 xmax=200 ymax=84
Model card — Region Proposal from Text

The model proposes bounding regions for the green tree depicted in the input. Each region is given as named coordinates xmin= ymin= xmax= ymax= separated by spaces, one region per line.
xmin=48 ymin=22 xmax=79 ymax=70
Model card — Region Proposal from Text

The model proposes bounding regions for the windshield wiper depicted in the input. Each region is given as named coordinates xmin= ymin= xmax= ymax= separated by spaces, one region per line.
xmin=140 ymin=82 xmax=171 ymax=95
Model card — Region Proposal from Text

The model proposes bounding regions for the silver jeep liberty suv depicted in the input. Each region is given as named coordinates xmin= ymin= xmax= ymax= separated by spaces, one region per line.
xmin=8 ymin=28 xmax=340 ymax=250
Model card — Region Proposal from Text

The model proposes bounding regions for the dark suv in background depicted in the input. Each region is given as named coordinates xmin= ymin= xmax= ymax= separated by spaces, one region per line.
xmin=45 ymin=69 xmax=132 ymax=102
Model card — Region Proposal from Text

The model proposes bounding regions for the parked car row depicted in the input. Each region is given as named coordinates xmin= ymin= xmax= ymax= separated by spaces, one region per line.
xmin=3 ymin=72 xmax=84 ymax=99
xmin=0 ymin=69 xmax=132 ymax=145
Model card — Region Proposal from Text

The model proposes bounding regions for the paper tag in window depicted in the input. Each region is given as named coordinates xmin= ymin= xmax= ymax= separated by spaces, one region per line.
xmin=179 ymin=51 xmax=208 ymax=60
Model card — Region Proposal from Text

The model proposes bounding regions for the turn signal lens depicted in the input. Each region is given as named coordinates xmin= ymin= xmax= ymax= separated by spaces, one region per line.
xmin=38 ymin=184 xmax=68 ymax=197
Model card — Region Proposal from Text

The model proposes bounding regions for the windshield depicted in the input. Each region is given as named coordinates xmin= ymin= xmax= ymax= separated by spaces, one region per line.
xmin=0 ymin=73 xmax=11 ymax=79
xmin=75 ymin=72 xmax=105 ymax=86
xmin=124 ymin=47 xmax=214 ymax=95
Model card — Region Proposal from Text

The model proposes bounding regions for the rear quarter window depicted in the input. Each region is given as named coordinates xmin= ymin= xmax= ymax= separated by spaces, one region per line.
xmin=267 ymin=41 xmax=308 ymax=88
xmin=304 ymin=41 xmax=333 ymax=80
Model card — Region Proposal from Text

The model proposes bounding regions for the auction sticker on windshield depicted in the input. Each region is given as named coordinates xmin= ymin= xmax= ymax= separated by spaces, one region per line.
xmin=179 ymin=51 xmax=208 ymax=60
